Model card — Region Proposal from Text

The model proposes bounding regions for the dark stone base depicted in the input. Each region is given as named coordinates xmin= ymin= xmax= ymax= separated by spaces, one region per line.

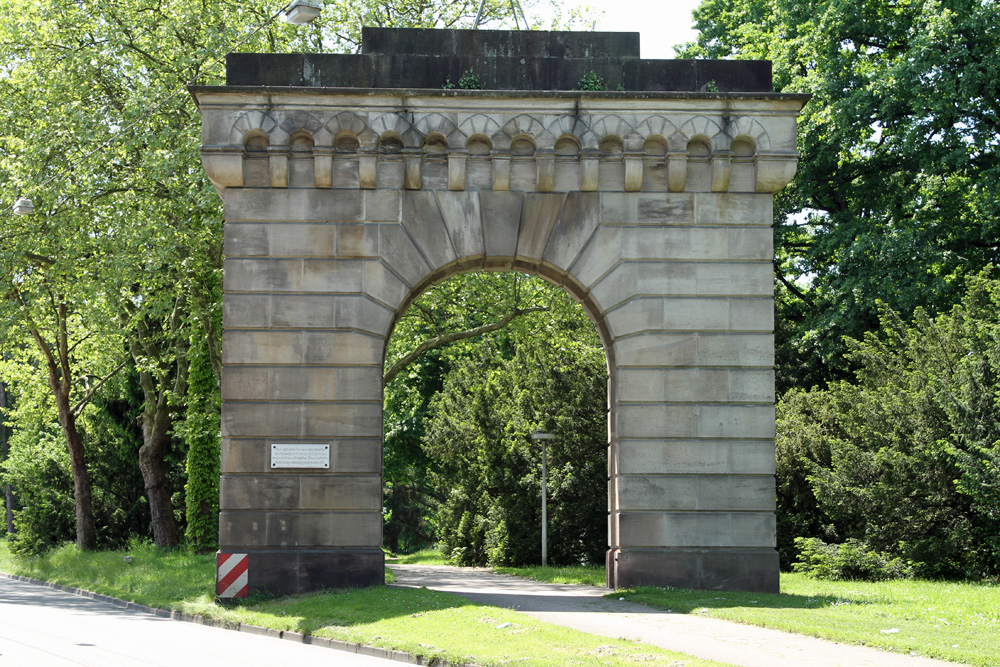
xmin=220 ymin=548 xmax=384 ymax=598
xmin=611 ymin=548 xmax=779 ymax=593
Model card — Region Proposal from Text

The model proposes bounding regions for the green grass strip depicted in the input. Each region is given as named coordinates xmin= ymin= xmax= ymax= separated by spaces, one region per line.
xmin=0 ymin=542 xmax=722 ymax=667
xmin=610 ymin=574 xmax=1000 ymax=667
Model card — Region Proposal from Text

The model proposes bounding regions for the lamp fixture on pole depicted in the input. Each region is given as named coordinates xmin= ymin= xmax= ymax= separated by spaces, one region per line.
xmin=12 ymin=197 xmax=34 ymax=216
xmin=282 ymin=0 xmax=323 ymax=24
xmin=531 ymin=431 xmax=555 ymax=567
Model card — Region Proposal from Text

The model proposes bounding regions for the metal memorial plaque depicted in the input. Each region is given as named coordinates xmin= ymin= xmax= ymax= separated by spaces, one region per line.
xmin=270 ymin=443 xmax=330 ymax=469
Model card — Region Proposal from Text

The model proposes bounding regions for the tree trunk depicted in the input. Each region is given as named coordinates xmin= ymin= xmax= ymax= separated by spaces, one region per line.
xmin=140 ymin=394 xmax=180 ymax=547
xmin=53 ymin=386 xmax=97 ymax=550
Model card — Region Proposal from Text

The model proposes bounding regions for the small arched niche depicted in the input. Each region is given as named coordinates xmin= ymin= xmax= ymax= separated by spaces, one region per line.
xmin=510 ymin=135 xmax=537 ymax=191
xmin=377 ymin=133 xmax=405 ymax=189
xmin=422 ymin=132 xmax=449 ymax=189
xmin=288 ymin=132 xmax=315 ymax=188
xmin=466 ymin=134 xmax=493 ymax=190
xmin=333 ymin=131 xmax=361 ymax=188
xmin=730 ymin=136 xmax=757 ymax=192
xmin=598 ymin=135 xmax=625 ymax=191
xmin=642 ymin=136 xmax=668 ymax=192
xmin=685 ymin=135 xmax=713 ymax=191
xmin=242 ymin=131 xmax=270 ymax=187
xmin=554 ymin=135 xmax=582 ymax=191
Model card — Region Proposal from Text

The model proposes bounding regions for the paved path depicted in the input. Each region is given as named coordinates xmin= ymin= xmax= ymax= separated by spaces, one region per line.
xmin=389 ymin=564 xmax=962 ymax=667
xmin=0 ymin=575 xmax=397 ymax=666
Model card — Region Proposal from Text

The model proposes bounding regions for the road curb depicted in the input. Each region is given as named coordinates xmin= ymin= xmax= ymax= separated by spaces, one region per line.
xmin=0 ymin=571 xmax=477 ymax=667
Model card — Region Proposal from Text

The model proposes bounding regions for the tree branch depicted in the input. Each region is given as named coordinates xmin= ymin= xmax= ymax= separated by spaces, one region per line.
xmin=774 ymin=263 xmax=814 ymax=306
xmin=71 ymin=357 xmax=129 ymax=417
xmin=383 ymin=306 xmax=547 ymax=385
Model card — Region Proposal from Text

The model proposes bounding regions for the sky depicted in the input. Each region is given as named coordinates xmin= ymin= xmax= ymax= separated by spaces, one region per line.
xmin=539 ymin=0 xmax=703 ymax=59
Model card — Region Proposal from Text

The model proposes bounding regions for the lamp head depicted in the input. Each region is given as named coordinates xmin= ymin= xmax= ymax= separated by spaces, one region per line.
xmin=12 ymin=197 xmax=34 ymax=216
xmin=282 ymin=0 xmax=322 ymax=24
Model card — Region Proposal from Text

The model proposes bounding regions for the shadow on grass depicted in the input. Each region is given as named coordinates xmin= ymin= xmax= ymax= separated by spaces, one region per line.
xmin=613 ymin=586 xmax=872 ymax=613
xmin=227 ymin=585 xmax=478 ymax=637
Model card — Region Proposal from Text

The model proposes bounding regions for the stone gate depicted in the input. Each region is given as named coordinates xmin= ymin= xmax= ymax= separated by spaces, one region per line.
xmin=192 ymin=28 xmax=807 ymax=597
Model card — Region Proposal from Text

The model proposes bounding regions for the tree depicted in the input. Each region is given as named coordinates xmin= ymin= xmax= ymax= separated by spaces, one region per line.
xmin=1 ymin=0 xmax=590 ymax=552
xmin=412 ymin=274 xmax=609 ymax=566
xmin=775 ymin=271 xmax=1000 ymax=577
xmin=683 ymin=0 xmax=1000 ymax=390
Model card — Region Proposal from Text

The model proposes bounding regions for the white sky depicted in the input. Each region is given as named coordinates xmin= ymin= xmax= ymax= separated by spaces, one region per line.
xmin=539 ymin=0 xmax=703 ymax=59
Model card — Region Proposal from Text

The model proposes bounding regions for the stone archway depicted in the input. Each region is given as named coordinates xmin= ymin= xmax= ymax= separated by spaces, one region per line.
xmin=194 ymin=28 xmax=806 ymax=598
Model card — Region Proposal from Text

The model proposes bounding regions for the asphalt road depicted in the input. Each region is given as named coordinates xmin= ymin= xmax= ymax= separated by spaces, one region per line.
xmin=389 ymin=564 xmax=961 ymax=667
xmin=0 ymin=575 xmax=396 ymax=667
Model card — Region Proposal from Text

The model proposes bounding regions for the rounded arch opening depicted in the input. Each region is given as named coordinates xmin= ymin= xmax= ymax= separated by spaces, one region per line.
xmin=466 ymin=134 xmax=493 ymax=156
xmin=289 ymin=132 xmax=314 ymax=153
xmin=643 ymin=136 xmax=667 ymax=157
xmin=554 ymin=134 xmax=581 ymax=157
xmin=732 ymin=136 xmax=756 ymax=158
xmin=423 ymin=132 xmax=449 ymax=155
xmin=378 ymin=133 xmax=404 ymax=155
xmin=510 ymin=135 xmax=536 ymax=157
xmin=382 ymin=268 xmax=610 ymax=568
xmin=686 ymin=135 xmax=712 ymax=158
xmin=599 ymin=135 xmax=624 ymax=158
xmin=334 ymin=131 xmax=360 ymax=153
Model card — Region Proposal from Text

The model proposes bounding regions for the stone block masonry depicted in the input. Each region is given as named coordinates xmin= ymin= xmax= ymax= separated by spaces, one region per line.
xmin=193 ymin=27 xmax=807 ymax=597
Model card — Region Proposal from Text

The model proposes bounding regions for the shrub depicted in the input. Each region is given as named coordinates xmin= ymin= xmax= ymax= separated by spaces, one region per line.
xmin=793 ymin=537 xmax=914 ymax=581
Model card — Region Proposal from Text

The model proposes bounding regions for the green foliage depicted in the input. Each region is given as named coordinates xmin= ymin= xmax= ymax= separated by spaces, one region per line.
xmin=2 ymin=432 xmax=75 ymax=556
xmin=792 ymin=537 xmax=913 ymax=581
xmin=179 ymin=333 xmax=220 ymax=552
xmin=776 ymin=271 xmax=1000 ymax=578
xmin=575 ymin=70 xmax=607 ymax=91
xmin=683 ymin=0 xmax=1000 ymax=389
xmin=443 ymin=70 xmax=484 ymax=89
xmin=417 ymin=275 xmax=608 ymax=567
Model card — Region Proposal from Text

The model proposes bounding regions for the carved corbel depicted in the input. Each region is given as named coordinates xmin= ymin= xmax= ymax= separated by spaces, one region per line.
xmin=667 ymin=151 xmax=687 ymax=192
xmin=200 ymin=146 xmax=244 ymax=194
xmin=711 ymin=150 xmax=733 ymax=192
xmin=268 ymin=146 xmax=288 ymax=188
xmin=536 ymin=150 xmax=555 ymax=192
xmin=492 ymin=150 xmax=511 ymax=191
xmin=448 ymin=151 xmax=468 ymax=191
xmin=314 ymin=148 xmax=333 ymax=188
xmin=359 ymin=149 xmax=377 ymax=189
xmin=755 ymin=153 xmax=799 ymax=193
xmin=404 ymin=148 xmax=422 ymax=190
xmin=624 ymin=152 xmax=643 ymax=192
xmin=580 ymin=149 xmax=600 ymax=192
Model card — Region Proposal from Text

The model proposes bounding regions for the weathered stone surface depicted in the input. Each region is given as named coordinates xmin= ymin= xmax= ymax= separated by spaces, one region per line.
xmin=479 ymin=191 xmax=523 ymax=257
xmin=219 ymin=510 xmax=381 ymax=547
xmin=435 ymin=191 xmax=486 ymax=259
xmin=615 ymin=440 xmax=776 ymax=476
xmin=614 ymin=548 xmax=778 ymax=592
xmin=617 ymin=511 xmax=775 ymax=548
xmin=221 ymin=438 xmax=382 ymax=474
xmin=220 ymin=475 xmax=382 ymax=511
xmin=616 ymin=475 xmax=776 ymax=511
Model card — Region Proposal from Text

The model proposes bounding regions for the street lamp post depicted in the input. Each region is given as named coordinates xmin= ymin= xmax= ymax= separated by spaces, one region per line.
xmin=531 ymin=431 xmax=555 ymax=567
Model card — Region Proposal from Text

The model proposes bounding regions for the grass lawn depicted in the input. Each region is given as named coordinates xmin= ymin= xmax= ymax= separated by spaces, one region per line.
xmin=384 ymin=548 xmax=452 ymax=565
xmin=0 ymin=541 xmax=720 ymax=667
xmin=613 ymin=575 xmax=999 ymax=667
xmin=492 ymin=564 xmax=606 ymax=587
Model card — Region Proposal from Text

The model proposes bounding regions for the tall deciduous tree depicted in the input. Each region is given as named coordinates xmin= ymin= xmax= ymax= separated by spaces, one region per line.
xmin=683 ymin=0 xmax=1000 ymax=390
xmin=2 ymin=0 xmax=584 ymax=550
